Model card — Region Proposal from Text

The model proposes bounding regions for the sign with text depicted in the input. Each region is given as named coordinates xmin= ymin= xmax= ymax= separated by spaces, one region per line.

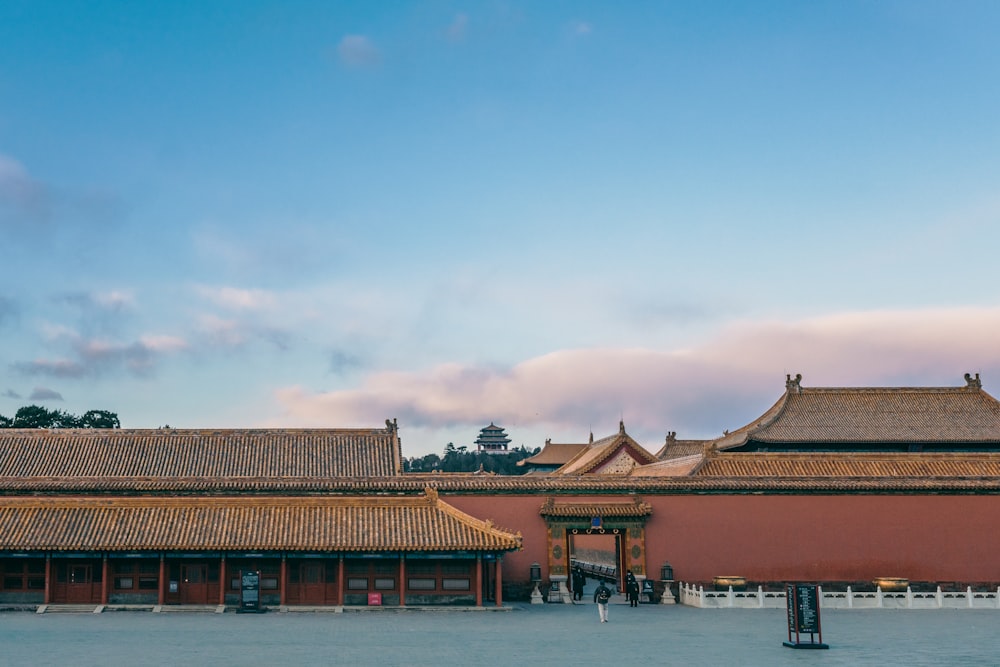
xmin=783 ymin=584 xmax=828 ymax=649
xmin=240 ymin=570 xmax=261 ymax=613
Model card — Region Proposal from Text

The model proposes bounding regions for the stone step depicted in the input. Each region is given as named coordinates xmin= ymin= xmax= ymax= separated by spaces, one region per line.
xmin=39 ymin=604 xmax=102 ymax=614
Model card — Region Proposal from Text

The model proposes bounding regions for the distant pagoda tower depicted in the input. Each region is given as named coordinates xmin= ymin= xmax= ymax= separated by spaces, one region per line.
xmin=475 ymin=423 xmax=511 ymax=454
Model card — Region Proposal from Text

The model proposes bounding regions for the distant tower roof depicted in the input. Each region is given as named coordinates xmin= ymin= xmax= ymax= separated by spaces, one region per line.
xmin=475 ymin=422 xmax=511 ymax=454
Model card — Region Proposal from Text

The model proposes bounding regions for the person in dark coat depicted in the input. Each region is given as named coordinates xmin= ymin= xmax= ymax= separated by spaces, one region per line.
xmin=626 ymin=572 xmax=640 ymax=607
xmin=572 ymin=567 xmax=586 ymax=601
xmin=594 ymin=580 xmax=612 ymax=622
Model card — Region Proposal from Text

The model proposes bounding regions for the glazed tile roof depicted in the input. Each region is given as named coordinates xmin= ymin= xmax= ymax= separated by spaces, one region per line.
xmin=654 ymin=434 xmax=709 ymax=459
xmin=693 ymin=452 xmax=1000 ymax=478
xmin=517 ymin=443 xmax=588 ymax=467
xmin=552 ymin=423 xmax=658 ymax=475
xmin=0 ymin=427 xmax=402 ymax=478
xmin=539 ymin=497 xmax=653 ymax=518
xmin=629 ymin=454 xmax=704 ymax=477
xmin=1 ymin=468 xmax=999 ymax=495
xmin=714 ymin=374 xmax=1000 ymax=449
xmin=0 ymin=491 xmax=521 ymax=552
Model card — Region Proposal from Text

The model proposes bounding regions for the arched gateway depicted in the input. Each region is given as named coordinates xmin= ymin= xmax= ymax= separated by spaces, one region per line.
xmin=539 ymin=497 xmax=652 ymax=602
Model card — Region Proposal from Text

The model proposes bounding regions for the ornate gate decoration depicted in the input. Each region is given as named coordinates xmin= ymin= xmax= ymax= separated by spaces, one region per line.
xmin=539 ymin=497 xmax=653 ymax=602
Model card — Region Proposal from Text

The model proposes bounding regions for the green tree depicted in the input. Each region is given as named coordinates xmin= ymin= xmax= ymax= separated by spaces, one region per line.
xmin=0 ymin=405 xmax=120 ymax=429
xmin=80 ymin=410 xmax=121 ymax=429
xmin=403 ymin=444 xmax=540 ymax=474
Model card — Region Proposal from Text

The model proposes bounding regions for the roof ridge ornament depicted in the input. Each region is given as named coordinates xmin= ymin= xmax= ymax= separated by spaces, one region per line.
xmin=965 ymin=372 xmax=982 ymax=389
xmin=786 ymin=373 xmax=803 ymax=393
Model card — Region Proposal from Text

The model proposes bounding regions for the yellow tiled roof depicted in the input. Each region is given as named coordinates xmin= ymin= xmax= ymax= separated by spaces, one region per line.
xmin=0 ymin=491 xmax=521 ymax=552
xmin=630 ymin=454 xmax=704 ymax=477
xmin=539 ymin=496 xmax=653 ymax=518
xmin=654 ymin=437 xmax=709 ymax=459
xmin=715 ymin=376 xmax=1000 ymax=449
xmin=552 ymin=424 xmax=658 ymax=475
xmin=694 ymin=452 xmax=1000 ymax=478
xmin=517 ymin=443 xmax=588 ymax=466
xmin=0 ymin=427 xmax=402 ymax=478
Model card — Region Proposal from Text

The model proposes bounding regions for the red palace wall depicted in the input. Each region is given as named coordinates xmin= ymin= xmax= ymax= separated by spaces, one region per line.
xmin=447 ymin=493 xmax=1000 ymax=586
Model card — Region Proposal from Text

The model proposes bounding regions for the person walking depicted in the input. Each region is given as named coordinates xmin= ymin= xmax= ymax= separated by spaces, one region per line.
xmin=594 ymin=580 xmax=612 ymax=622
xmin=626 ymin=572 xmax=640 ymax=608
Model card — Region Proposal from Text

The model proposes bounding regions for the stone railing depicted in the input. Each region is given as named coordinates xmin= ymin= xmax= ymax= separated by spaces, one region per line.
xmin=678 ymin=582 xmax=1000 ymax=609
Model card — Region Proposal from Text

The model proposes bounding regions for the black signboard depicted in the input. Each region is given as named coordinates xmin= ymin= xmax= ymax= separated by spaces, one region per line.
xmin=239 ymin=570 xmax=262 ymax=613
xmin=783 ymin=584 xmax=828 ymax=649
xmin=794 ymin=584 xmax=819 ymax=633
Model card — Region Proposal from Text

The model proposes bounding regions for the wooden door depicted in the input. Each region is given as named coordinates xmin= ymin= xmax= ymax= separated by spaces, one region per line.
xmin=180 ymin=564 xmax=209 ymax=604
xmin=287 ymin=562 xmax=325 ymax=604
xmin=66 ymin=564 xmax=95 ymax=603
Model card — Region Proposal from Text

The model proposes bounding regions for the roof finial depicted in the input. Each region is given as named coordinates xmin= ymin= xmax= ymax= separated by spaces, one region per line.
xmin=619 ymin=419 xmax=626 ymax=434
xmin=965 ymin=372 xmax=982 ymax=389
xmin=665 ymin=431 xmax=676 ymax=444
xmin=785 ymin=373 xmax=802 ymax=393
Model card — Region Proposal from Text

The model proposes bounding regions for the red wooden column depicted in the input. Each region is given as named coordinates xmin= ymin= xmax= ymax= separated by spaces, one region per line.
xmin=337 ymin=556 xmax=345 ymax=606
xmin=494 ymin=556 xmax=503 ymax=607
xmin=219 ymin=556 xmax=226 ymax=606
xmin=158 ymin=555 xmax=166 ymax=606
xmin=280 ymin=555 xmax=287 ymax=607
xmin=475 ymin=556 xmax=483 ymax=607
xmin=101 ymin=555 xmax=109 ymax=605
xmin=44 ymin=554 xmax=51 ymax=605
xmin=398 ymin=556 xmax=406 ymax=607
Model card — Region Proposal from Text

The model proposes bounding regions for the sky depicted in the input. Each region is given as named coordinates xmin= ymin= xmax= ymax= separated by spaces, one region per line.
xmin=2 ymin=1 xmax=1000 ymax=457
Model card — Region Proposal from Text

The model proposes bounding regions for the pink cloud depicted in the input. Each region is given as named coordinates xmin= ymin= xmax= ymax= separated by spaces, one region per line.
xmin=270 ymin=306 xmax=1000 ymax=451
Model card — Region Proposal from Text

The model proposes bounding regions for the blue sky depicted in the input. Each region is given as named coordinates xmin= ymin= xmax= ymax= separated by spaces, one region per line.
xmin=3 ymin=1 xmax=1000 ymax=456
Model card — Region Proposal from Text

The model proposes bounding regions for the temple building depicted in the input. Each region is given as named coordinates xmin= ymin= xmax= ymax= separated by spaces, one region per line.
xmin=474 ymin=423 xmax=511 ymax=454
xmin=3 ymin=373 xmax=1000 ymax=609
xmin=0 ymin=423 xmax=519 ymax=607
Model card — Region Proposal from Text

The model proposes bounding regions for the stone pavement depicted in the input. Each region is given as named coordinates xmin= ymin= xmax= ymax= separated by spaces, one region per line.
xmin=3 ymin=596 xmax=1000 ymax=667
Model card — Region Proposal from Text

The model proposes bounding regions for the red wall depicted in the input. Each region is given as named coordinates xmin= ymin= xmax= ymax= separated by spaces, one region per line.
xmin=447 ymin=493 xmax=1000 ymax=586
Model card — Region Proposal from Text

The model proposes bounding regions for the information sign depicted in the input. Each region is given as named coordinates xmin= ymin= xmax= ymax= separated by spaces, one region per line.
xmin=240 ymin=570 xmax=261 ymax=613
xmin=795 ymin=584 xmax=819 ymax=633
xmin=783 ymin=584 xmax=828 ymax=649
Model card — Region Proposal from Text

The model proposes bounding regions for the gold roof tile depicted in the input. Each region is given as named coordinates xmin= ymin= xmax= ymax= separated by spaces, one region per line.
xmin=0 ymin=427 xmax=402 ymax=478
xmin=0 ymin=493 xmax=521 ymax=553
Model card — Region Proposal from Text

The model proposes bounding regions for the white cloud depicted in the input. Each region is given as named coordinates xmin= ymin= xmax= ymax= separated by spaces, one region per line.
xmin=196 ymin=314 xmax=247 ymax=347
xmin=139 ymin=334 xmax=188 ymax=353
xmin=93 ymin=290 xmax=135 ymax=310
xmin=337 ymin=35 xmax=380 ymax=68
xmin=268 ymin=306 xmax=1000 ymax=453
xmin=195 ymin=285 xmax=277 ymax=311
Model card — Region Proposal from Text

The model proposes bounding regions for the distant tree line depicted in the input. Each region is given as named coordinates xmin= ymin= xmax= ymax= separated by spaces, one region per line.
xmin=0 ymin=405 xmax=121 ymax=429
xmin=404 ymin=442 xmax=540 ymax=475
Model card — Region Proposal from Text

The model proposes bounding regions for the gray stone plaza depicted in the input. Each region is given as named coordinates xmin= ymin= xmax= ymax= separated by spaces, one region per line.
xmin=3 ymin=599 xmax=999 ymax=667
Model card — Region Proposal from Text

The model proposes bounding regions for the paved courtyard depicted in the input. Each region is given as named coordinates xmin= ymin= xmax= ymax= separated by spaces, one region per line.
xmin=3 ymin=598 xmax=1000 ymax=667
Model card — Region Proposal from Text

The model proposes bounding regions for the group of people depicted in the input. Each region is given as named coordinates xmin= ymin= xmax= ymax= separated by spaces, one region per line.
xmin=572 ymin=566 xmax=643 ymax=622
